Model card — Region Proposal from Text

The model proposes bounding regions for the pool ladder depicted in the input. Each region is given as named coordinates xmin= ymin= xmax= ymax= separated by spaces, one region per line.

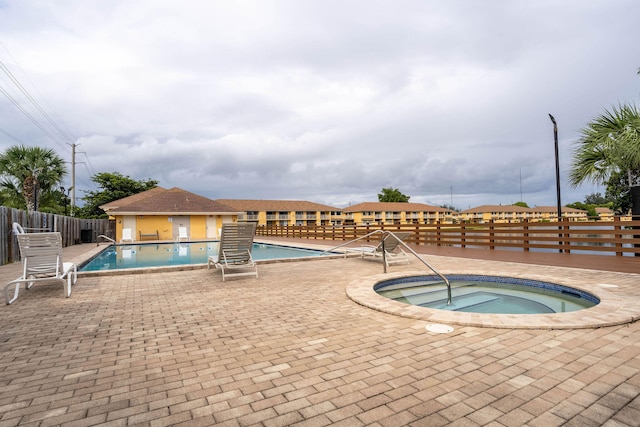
xmin=97 ymin=235 xmax=116 ymax=246
xmin=323 ymin=230 xmax=452 ymax=305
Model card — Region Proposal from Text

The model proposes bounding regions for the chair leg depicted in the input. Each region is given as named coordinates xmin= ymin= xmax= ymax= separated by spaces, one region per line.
xmin=25 ymin=278 xmax=35 ymax=290
xmin=4 ymin=280 xmax=22 ymax=305
xmin=65 ymin=277 xmax=72 ymax=298
xmin=62 ymin=266 xmax=77 ymax=298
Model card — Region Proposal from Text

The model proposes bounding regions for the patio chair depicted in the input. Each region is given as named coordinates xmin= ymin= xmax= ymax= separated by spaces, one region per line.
xmin=121 ymin=228 xmax=134 ymax=243
xmin=345 ymin=231 xmax=412 ymax=267
xmin=12 ymin=222 xmax=50 ymax=235
xmin=12 ymin=222 xmax=25 ymax=235
xmin=207 ymin=223 xmax=258 ymax=281
xmin=4 ymin=232 xmax=78 ymax=305
xmin=177 ymin=226 xmax=190 ymax=242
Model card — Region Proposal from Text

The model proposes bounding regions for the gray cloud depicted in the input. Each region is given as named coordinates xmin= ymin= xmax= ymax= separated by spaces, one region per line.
xmin=1 ymin=0 xmax=638 ymax=210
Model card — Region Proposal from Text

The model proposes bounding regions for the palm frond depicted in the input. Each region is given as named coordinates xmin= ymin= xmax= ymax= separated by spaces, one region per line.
xmin=571 ymin=103 xmax=640 ymax=187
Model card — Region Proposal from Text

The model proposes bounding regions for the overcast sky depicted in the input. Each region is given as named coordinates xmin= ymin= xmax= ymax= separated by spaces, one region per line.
xmin=1 ymin=1 xmax=639 ymax=210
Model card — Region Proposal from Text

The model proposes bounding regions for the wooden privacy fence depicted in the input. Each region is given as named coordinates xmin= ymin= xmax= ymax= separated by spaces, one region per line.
xmin=0 ymin=207 xmax=112 ymax=265
xmin=257 ymin=218 xmax=640 ymax=257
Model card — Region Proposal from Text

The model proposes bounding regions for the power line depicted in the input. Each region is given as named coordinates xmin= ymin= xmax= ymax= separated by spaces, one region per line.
xmin=0 ymin=42 xmax=78 ymax=145
xmin=0 ymin=60 xmax=75 ymax=146
xmin=0 ymin=128 xmax=27 ymax=144
xmin=0 ymin=45 xmax=103 ymax=212
xmin=0 ymin=44 xmax=77 ymax=155
xmin=81 ymin=151 xmax=97 ymax=176
xmin=0 ymin=84 xmax=62 ymax=145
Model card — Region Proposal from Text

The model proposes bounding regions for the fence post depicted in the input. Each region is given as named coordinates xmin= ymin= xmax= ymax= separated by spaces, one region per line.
xmin=614 ymin=223 xmax=622 ymax=256
xmin=489 ymin=222 xmax=494 ymax=250
xmin=0 ymin=208 xmax=110 ymax=265
xmin=562 ymin=218 xmax=571 ymax=254
xmin=245 ymin=219 xmax=640 ymax=257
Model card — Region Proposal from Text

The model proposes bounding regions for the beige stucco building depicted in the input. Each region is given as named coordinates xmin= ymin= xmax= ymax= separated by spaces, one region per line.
xmin=215 ymin=199 xmax=341 ymax=226
xmin=100 ymin=189 xmax=608 ymax=242
xmin=101 ymin=187 xmax=241 ymax=242
xmin=458 ymin=205 xmax=588 ymax=223
xmin=342 ymin=202 xmax=454 ymax=225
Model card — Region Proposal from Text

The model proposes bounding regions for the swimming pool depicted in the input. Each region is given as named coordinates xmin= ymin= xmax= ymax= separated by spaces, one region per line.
xmin=80 ymin=241 xmax=327 ymax=271
xmin=375 ymin=275 xmax=599 ymax=314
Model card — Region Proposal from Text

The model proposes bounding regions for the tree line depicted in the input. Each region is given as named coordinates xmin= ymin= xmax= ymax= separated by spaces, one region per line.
xmin=0 ymin=146 xmax=156 ymax=218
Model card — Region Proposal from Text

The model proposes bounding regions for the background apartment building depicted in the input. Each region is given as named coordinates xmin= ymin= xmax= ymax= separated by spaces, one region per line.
xmin=342 ymin=202 xmax=454 ymax=225
xmin=459 ymin=205 xmax=589 ymax=223
xmin=215 ymin=199 xmax=341 ymax=226
xmin=214 ymin=200 xmax=597 ymax=227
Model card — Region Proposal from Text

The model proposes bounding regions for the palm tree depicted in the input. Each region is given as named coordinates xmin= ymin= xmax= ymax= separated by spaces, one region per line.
xmin=570 ymin=104 xmax=640 ymax=188
xmin=0 ymin=145 xmax=67 ymax=212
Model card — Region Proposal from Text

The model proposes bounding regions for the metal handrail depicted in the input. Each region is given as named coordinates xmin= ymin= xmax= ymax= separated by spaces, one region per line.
xmin=323 ymin=230 xmax=452 ymax=305
xmin=97 ymin=235 xmax=116 ymax=245
xmin=320 ymin=229 xmax=385 ymax=254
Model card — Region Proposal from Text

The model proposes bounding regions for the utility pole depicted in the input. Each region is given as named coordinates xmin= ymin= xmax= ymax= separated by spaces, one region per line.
xmin=69 ymin=143 xmax=84 ymax=216
xmin=71 ymin=143 xmax=76 ymax=215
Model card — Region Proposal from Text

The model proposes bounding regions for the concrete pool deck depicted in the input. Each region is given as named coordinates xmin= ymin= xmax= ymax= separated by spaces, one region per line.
xmin=1 ymin=239 xmax=639 ymax=425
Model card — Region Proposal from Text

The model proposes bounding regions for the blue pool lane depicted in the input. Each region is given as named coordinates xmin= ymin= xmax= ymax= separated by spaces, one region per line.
xmin=80 ymin=241 xmax=326 ymax=271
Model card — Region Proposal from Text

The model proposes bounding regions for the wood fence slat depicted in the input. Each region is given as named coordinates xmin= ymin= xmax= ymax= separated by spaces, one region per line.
xmin=0 ymin=207 xmax=112 ymax=265
xmin=257 ymin=219 xmax=640 ymax=257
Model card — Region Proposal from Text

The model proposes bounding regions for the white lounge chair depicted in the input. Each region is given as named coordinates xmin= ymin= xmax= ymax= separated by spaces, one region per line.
xmin=207 ymin=223 xmax=258 ymax=281
xmin=4 ymin=232 xmax=78 ymax=305
xmin=12 ymin=222 xmax=25 ymax=235
xmin=177 ymin=226 xmax=190 ymax=242
xmin=121 ymin=228 xmax=134 ymax=243
xmin=345 ymin=231 xmax=412 ymax=267
xmin=12 ymin=222 xmax=50 ymax=234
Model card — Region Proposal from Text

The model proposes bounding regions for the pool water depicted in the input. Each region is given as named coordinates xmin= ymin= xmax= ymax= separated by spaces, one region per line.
xmin=375 ymin=275 xmax=599 ymax=314
xmin=80 ymin=241 xmax=325 ymax=271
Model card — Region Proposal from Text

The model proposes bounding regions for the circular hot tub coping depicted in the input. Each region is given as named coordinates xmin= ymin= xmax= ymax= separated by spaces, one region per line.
xmin=346 ymin=270 xmax=640 ymax=330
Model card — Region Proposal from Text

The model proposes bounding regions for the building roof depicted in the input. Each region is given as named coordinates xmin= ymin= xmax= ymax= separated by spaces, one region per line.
xmin=528 ymin=206 xmax=587 ymax=213
xmin=106 ymin=187 xmax=240 ymax=215
xmin=215 ymin=199 xmax=340 ymax=212
xmin=460 ymin=205 xmax=587 ymax=214
xmin=100 ymin=186 xmax=168 ymax=211
xmin=595 ymin=207 xmax=614 ymax=214
xmin=460 ymin=205 xmax=531 ymax=214
xmin=343 ymin=202 xmax=452 ymax=213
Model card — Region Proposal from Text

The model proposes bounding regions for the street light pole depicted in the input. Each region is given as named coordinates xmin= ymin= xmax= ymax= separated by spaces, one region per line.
xmin=549 ymin=114 xmax=563 ymax=253
xmin=548 ymin=114 xmax=562 ymax=219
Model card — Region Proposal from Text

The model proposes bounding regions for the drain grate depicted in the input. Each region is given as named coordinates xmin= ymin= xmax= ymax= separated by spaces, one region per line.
xmin=425 ymin=324 xmax=454 ymax=334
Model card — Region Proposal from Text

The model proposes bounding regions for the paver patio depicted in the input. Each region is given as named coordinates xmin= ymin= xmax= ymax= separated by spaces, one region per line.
xmin=1 ymin=240 xmax=639 ymax=426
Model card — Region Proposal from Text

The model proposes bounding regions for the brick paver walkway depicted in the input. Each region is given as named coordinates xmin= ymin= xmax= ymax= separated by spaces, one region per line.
xmin=1 ymin=242 xmax=640 ymax=426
